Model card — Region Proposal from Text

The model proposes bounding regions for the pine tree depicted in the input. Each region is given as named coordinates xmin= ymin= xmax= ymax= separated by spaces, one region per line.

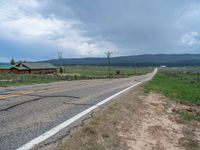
xmin=59 ymin=67 xmax=64 ymax=74
xmin=10 ymin=58 xmax=15 ymax=65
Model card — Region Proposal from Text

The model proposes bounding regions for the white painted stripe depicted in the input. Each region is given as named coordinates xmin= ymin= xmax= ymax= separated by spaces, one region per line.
xmin=17 ymin=69 xmax=157 ymax=150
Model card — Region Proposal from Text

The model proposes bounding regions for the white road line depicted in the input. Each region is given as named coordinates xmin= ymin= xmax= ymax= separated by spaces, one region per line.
xmin=17 ymin=69 xmax=157 ymax=150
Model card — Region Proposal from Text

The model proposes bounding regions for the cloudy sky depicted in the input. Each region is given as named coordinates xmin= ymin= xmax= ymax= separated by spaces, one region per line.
xmin=1 ymin=0 xmax=200 ymax=62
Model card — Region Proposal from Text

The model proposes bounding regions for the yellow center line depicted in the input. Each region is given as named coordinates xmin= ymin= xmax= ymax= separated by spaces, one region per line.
xmin=0 ymin=94 xmax=21 ymax=100
xmin=0 ymin=86 xmax=73 ymax=100
xmin=0 ymin=90 xmax=34 ymax=100
xmin=0 ymin=81 xmax=90 ymax=100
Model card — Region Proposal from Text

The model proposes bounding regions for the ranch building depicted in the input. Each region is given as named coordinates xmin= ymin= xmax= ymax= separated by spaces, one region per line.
xmin=0 ymin=62 xmax=57 ymax=74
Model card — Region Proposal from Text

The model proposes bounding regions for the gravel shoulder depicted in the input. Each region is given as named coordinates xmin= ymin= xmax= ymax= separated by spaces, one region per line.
xmin=56 ymin=85 xmax=200 ymax=150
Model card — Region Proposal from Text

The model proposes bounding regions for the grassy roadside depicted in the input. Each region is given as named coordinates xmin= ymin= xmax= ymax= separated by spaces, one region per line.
xmin=144 ymin=70 xmax=200 ymax=105
xmin=0 ymin=73 xmax=64 ymax=87
xmin=144 ymin=69 xmax=200 ymax=122
xmin=0 ymin=72 xmax=111 ymax=87
xmin=56 ymin=82 xmax=200 ymax=150
xmin=144 ymin=69 xmax=200 ymax=149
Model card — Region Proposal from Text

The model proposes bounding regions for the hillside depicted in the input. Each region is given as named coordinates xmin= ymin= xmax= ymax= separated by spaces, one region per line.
xmin=42 ymin=54 xmax=200 ymax=66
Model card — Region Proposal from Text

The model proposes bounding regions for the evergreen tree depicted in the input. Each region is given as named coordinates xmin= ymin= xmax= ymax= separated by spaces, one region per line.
xmin=10 ymin=58 xmax=15 ymax=65
xmin=59 ymin=67 xmax=64 ymax=74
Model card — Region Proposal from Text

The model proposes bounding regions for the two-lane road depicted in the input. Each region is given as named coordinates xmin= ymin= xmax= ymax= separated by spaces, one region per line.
xmin=0 ymin=69 xmax=156 ymax=150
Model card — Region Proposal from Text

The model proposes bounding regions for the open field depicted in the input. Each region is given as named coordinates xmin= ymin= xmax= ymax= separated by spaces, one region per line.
xmin=0 ymin=66 xmax=153 ymax=87
xmin=64 ymin=66 xmax=153 ymax=77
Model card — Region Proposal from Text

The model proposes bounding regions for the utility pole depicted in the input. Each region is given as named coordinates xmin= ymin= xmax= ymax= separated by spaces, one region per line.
xmin=105 ymin=51 xmax=112 ymax=78
xmin=134 ymin=63 xmax=137 ymax=75
xmin=58 ymin=51 xmax=63 ymax=59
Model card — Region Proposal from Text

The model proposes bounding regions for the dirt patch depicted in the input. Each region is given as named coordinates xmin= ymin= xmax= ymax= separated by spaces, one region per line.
xmin=55 ymin=87 xmax=200 ymax=150
xmin=125 ymin=93 xmax=184 ymax=150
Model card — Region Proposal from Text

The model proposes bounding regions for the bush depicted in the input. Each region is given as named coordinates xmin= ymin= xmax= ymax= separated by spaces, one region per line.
xmin=116 ymin=70 xmax=121 ymax=75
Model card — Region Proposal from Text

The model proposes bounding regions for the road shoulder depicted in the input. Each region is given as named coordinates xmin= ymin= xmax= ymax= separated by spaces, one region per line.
xmin=40 ymin=84 xmax=199 ymax=150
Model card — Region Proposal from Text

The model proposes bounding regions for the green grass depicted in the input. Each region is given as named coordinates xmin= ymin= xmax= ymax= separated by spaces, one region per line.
xmin=64 ymin=66 xmax=152 ymax=77
xmin=0 ymin=73 xmax=106 ymax=87
xmin=145 ymin=69 xmax=200 ymax=104
xmin=0 ymin=73 xmax=64 ymax=87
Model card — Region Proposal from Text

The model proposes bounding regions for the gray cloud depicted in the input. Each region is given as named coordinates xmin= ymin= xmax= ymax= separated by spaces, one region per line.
xmin=1 ymin=0 xmax=200 ymax=61
xmin=42 ymin=0 xmax=200 ymax=53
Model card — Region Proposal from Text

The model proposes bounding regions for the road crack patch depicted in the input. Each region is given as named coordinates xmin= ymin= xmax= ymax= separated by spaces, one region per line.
xmin=0 ymin=95 xmax=80 ymax=112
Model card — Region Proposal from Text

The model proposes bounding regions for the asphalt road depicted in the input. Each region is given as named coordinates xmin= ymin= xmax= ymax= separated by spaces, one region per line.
xmin=0 ymin=71 xmax=155 ymax=150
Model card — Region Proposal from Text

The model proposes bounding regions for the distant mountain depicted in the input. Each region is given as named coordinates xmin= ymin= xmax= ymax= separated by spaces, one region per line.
xmin=42 ymin=54 xmax=200 ymax=66
xmin=0 ymin=62 xmax=7 ymax=65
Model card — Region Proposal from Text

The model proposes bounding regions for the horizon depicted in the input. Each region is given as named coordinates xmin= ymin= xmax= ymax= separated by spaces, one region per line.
xmin=1 ymin=1 xmax=200 ymax=62
xmin=1 ymin=53 xmax=200 ymax=63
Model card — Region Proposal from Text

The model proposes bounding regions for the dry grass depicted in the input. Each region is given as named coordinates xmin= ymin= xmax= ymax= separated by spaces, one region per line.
xmin=58 ymin=87 xmax=143 ymax=150
xmin=56 ymin=86 xmax=200 ymax=150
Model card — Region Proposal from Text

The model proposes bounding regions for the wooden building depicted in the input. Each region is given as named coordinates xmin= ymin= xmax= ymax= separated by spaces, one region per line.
xmin=0 ymin=64 xmax=14 ymax=73
xmin=0 ymin=62 xmax=57 ymax=74
xmin=16 ymin=62 xmax=58 ymax=74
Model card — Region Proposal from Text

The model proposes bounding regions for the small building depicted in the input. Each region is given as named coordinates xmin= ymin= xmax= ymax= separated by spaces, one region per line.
xmin=0 ymin=62 xmax=57 ymax=74
xmin=160 ymin=65 xmax=167 ymax=68
xmin=15 ymin=62 xmax=58 ymax=74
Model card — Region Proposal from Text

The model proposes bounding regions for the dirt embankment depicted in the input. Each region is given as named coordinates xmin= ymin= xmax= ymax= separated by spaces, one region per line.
xmin=56 ymin=86 xmax=200 ymax=150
